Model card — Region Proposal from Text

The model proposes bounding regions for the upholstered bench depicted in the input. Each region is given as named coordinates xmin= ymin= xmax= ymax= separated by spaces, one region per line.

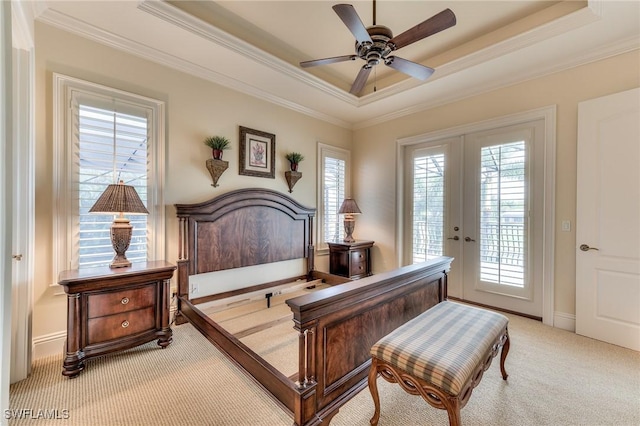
xmin=368 ymin=301 xmax=510 ymax=426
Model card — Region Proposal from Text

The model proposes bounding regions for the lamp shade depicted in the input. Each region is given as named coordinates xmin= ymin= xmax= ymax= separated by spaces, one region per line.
xmin=338 ymin=198 xmax=361 ymax=215
xmin=89 ymin=181 xmax=149 ymax=215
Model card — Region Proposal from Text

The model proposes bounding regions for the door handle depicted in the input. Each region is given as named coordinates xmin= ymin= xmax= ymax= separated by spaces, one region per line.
xmin=464 ymin=237 xmax=475 ymax=242
xmin=447 ymin=236 xmax=459 ymax=241
xmin=579 ymin=244 xmax=599 ymax=252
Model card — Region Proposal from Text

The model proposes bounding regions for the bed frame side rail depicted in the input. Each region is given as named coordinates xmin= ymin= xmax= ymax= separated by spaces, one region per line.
xmin=178 ymin=296 xmax=316 ymax=419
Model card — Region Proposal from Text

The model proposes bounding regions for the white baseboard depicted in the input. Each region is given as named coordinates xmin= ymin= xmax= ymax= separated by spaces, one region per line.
xmin=32 ymin=331 xmax=66 ymax=360
xmin=554 ymin=311 xmax=576 ymax=332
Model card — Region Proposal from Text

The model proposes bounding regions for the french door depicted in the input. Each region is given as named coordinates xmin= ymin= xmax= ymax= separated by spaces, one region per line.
xmin=404 ymin=138 xmax=464 ymax=297
xmin=404 ymin=120 xmax=544 ymax=317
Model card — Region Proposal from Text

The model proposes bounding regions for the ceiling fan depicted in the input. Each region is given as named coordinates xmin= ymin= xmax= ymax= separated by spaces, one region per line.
xmin=300 ymin=2 xmax=456 ymax=95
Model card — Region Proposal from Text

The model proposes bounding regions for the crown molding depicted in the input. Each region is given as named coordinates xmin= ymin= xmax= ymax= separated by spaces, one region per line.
xmin=354 ymin=33 xmax=638 ymax=130
xmin=36 ymin=5 xmax=352 ymax=129
xmin=138 ymin=0 xmax=613 ymax=123
xmin=138 ymin=0 xmax=358 ymax=106
xmin=33 ymin=0 xmax=637 ymax=130
xmin=357 ymin=2 xmax=603 ymax=106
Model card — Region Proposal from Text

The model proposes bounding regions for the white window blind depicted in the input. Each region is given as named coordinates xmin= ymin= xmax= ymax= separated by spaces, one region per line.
xmin=412 ymin=153 xmax=445 ymax=263
xmin=323 ymin=156 xmax=346 ymax=243
xmin=317 ymin=144 xmax=351 ymax=249
xmin=75 ymin=102 xmax=149 ymax=268
xmin=479 ymin=141 xmax=527 ymax=286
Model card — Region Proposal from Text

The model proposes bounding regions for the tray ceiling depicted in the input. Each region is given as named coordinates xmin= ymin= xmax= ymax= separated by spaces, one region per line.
xmin=34 ymin=1 xmax=640 ymax=128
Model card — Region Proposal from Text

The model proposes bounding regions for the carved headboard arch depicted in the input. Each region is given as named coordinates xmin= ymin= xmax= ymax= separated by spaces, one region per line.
xmin=175 ymin=188 xmax=316 ymax=277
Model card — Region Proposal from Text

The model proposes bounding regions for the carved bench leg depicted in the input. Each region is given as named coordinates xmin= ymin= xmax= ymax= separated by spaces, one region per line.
xmin=500 ymin=328 xmax=510 ymax=380
xmin=368 ymin=358 xmax=381 ymax=426
xmin=446 ymin=399 xmax=462 ymax=426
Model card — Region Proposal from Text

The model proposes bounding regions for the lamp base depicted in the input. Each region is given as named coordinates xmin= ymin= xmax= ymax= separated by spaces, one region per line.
xmin=343 ymin=218 xmax=356 ymax=243
xmin=110 ymin=218 xmax=133 ymax=269
xmin=110 ymin=254 xmax=132 ymax=269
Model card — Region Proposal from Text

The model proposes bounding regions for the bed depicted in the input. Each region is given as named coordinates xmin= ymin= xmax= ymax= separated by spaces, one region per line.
xmin=174 ymin=188 xmax=452 ymax=425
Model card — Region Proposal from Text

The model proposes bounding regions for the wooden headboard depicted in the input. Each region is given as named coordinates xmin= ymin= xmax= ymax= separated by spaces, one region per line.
xmin=175 ymin=188 xmax=315 ymax=277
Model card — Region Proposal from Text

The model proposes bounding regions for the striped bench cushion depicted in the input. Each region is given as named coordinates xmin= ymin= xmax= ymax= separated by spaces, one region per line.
xmin=370 ymin=301 xmax=508 ymax=396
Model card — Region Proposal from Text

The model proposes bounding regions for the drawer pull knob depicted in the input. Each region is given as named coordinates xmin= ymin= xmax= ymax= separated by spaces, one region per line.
xmin=121 ymin=320 xmax=130 ymax=328
xmin=121 ymin=297 xmax=129 ymax=305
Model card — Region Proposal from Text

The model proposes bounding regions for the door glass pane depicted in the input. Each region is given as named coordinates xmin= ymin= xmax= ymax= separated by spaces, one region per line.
xmin=412 ymin=153 xmax=445 ymax=263
xmin=479 ymin=141 xmax=526 ymax=286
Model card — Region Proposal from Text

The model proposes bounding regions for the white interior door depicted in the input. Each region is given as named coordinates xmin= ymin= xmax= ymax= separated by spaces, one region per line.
xmin=576 ymin=88 xmax=640 ymax=351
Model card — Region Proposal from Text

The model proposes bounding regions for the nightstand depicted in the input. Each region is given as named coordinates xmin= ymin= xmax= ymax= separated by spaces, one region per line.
xmin=58 ymin=260 xmax=176 ymax=378
xmin=327 ymin=240 xmax=374 ymax=279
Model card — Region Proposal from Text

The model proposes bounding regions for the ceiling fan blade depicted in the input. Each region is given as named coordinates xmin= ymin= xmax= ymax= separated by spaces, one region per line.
xmin=333 ymin=4 xmax=372 ymax=44
xmin=300 ymin=55 xmax=358 ymax=68
xmin=350 ymin=66 xmax=372 ymax=95
xmin=388 ymin=8 xmax=456 ymax=50
xmin=385 ymin=56 xmax=434 ymax=80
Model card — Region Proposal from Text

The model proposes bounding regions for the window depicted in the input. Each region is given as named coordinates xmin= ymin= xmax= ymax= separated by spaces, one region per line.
xmin=77 ymin=104 xmax=149 ymax=267
xmin=317 ymin=143 xmax=351 ymax=250
xmin=54 ymin=74 xmax=165 ymax=276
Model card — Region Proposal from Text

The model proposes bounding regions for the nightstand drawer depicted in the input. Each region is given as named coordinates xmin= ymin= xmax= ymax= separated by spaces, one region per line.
xmin=350 ymin=249 xmax=367 ymax=263
xmin=87 ymin=285 xmax=155 ymax=318
xmin=87 ymin=307 xmax=156 ymax=344
xmin=351 ymin=250 xmax=368 ymax=271
xmin=351 ymin=259 xmax=368 ymax=275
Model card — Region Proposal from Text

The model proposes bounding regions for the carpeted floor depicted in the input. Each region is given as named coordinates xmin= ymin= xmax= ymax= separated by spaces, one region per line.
xmin=9 ymin=309 xmax=640 ymax=425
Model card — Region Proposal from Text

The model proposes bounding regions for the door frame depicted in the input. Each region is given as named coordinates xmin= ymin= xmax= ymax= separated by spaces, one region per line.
xmin=396 ymin=105 xmax=556 ymax=325
xmin=8 ymin=1 xmax=35 ymax=384
xmin=1 ymin=0 xmax=13 ymax=413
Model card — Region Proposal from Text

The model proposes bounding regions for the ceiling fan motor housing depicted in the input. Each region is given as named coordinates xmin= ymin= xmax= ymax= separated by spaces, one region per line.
xmin=301 ymin=5 xmax=456 ymax=95
xmin=356 ymin=25 xmax=394 ymax=67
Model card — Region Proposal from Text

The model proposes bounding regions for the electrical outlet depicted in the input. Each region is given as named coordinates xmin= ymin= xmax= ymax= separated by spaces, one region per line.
xmin=561 ymin=220 xmax=571 ymax=232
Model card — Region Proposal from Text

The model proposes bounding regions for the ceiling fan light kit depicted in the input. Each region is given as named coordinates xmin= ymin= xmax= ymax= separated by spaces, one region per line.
xmin=300 ymin=3 xmax=456 ymax=95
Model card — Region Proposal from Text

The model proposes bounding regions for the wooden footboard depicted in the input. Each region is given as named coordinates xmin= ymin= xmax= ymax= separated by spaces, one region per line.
xmin=287 ymin=257 xmax=451 ymax=425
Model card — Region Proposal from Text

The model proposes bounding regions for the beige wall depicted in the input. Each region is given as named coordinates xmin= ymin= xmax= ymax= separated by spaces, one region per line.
xmin=30 ymin=19 xmax=640 ymax=353
xmin=32 ymin=23 xmax=351 ymax=350
xmin=352 ymin=50 xmax=640 ymax=317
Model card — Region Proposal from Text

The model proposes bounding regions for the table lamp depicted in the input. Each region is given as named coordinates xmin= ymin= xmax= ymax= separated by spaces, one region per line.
xmin=89 ymin=180 xmax=149 ymax=268
xmin=338 ymin=198 xmax=362 ymax=243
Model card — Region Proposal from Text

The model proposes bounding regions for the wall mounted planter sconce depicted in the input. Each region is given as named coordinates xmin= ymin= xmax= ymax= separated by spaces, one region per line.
xmin=206 ymin=158 xmax=228 ymax=187
xmin=284 ymin=152 xmax=304 ymax=192
xmin=285 ymin=170 xmax=302 ymax=193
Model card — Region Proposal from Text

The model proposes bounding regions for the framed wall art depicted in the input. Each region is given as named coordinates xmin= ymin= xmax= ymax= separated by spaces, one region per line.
xmin=239 ymin=126 xmax=276 ymax=179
